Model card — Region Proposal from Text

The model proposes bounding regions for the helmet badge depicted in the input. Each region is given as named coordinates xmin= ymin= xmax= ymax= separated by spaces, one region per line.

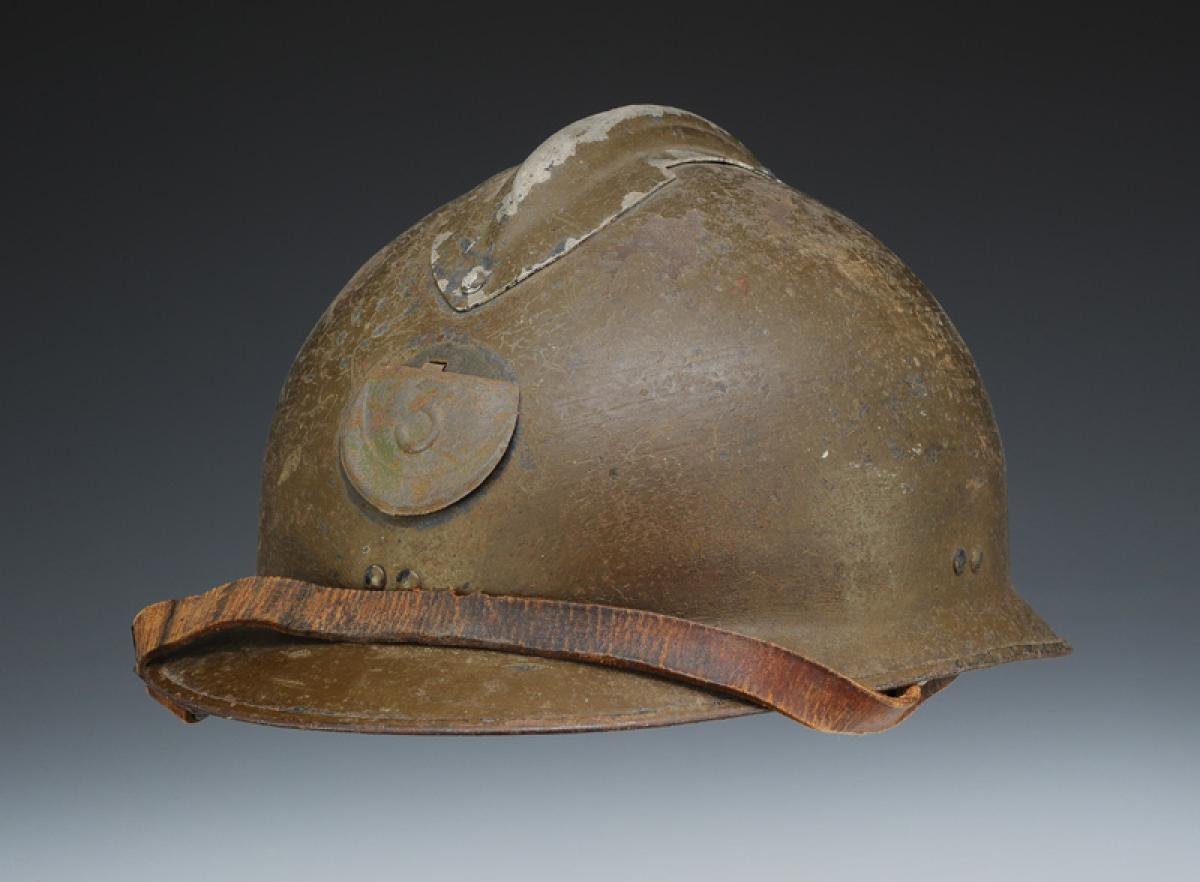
xmin=339 ymin=360 xmax=519 ymax=517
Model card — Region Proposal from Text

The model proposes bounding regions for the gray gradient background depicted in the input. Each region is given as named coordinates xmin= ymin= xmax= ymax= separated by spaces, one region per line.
xmin=2 ymin=7 xmax=1197 ymax=880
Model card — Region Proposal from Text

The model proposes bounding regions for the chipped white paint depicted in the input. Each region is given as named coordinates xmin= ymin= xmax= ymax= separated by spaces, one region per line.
xmin=277 ymin=447 xmax=303 ymax=486
xmin=465 ymin=234 xmax=580 ymax=308
xmin=461 ymin=265 xmax=490 ymax=294
xmin=497 ymin=105 xmax=691 ymax=221
xmin=620 ymin=190 xmax=648 ymax=211
xmin=431 ymin=231 xmax=453 ymax=292
xmin=451 ymin=152 xmax=768 ymax=308
xmin=433 ymin=105 xmax=776 ymax=310
xmin=821 ymin=449 xmax=830 ymax=460
xmin=430 ymin=231 xmax=452 ymax=264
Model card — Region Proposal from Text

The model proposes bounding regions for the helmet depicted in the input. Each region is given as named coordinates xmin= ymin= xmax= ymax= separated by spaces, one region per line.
xmin=132 ymin=105 xmax=1068 ymax=734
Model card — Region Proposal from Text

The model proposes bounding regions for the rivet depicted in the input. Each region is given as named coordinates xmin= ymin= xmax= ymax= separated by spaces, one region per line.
xmin=363 ymin=564 xmax=387 ymax=590
xmin=952 ymin=548 xmax=967 ymax=576
xmin=970 ymin=549 xmax=984 ymax=573
xmin=395 ymin=568 xmax=423 ymax=591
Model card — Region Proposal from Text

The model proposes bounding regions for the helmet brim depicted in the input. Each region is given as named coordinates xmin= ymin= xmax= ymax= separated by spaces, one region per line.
xmin=142 ymin=632 xmax=760 ymax=734
xmin=136 ymin=575 xmax=1066 ymax=735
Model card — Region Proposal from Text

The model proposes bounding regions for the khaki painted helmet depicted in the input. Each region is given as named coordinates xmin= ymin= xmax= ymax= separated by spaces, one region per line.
xmin=132 ymin=105 xmax=1068 ymax=734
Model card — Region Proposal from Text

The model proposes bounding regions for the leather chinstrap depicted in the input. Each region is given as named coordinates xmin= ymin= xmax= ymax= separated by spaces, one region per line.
xmin=132 ymin=577 xmax=953 ymax=733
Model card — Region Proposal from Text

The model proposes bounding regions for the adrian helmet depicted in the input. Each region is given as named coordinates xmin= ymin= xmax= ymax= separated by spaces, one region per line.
xmin=132 ymin=105 xmax=1068 ymax=734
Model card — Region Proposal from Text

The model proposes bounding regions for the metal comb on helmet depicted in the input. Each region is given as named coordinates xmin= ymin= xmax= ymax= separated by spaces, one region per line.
xmin=132 ymin=105 xmax=1069 ymax=734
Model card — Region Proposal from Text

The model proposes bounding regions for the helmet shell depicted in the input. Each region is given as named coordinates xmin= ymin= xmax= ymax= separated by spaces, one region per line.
xmin=152 ymin=107 xmax=1066 ymax=733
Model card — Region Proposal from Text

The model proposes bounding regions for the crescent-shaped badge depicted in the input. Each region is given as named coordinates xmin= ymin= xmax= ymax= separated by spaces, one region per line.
xmin=339 ymin=361 xmax=519 ymax=516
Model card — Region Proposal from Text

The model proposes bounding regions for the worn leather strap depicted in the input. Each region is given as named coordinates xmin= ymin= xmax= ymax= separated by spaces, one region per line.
xmin=132 ymin=577 xmax=952 ymax=733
